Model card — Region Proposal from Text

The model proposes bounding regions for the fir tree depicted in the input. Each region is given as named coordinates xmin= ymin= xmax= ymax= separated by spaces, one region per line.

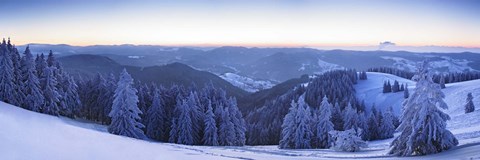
xmin=218 ymin=104 xmax=235 ymax=146
xmin=439 ymin=74 xmax=446 ymax=89
xmin=331 ymin=101 xmax=344 ymax=131
xmin=108 ymin=69 xmax=145 ymax=139
xmin=42 ymin=67 xmax=61 ymax=116
xmin=390 ymin=61 xmax=458 ymax=156
xmin=146 ymin=87 xmax=167 ymax=141
xmin=313 ymin=96 xmax=334 ymax=148
xmin=279 ymin=100 xmax=298 ymax=149
xmin=0 ymin=40 xmax=16 ymax=104
xmin=465 ymin=92 xmax=475 ymax=113
xmin=20 ymin=46 xmax=44 ymax=112
xmin=343 ymin=103 xmax=358 ymax=131
xmin=202 ymin=100 xmax=219 ymax=146
xmin=293 ymin=95 xmax=313 ymax=149
xmin=367 ymin=107 xmax=379 ymax=140
xmin=379 ymin=106 xmax=395 ymax=139
xmin=404 ymin=84 xmax=409 ymax=99
xmin=176 ymin=99 xmax=194 ymax=145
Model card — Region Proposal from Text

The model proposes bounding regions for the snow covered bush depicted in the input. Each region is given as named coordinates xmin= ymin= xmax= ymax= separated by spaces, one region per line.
xmin=329 ymin=129 xmax=367 ymax=152
xmin=390 ymin=61 xmax=458 ymax=156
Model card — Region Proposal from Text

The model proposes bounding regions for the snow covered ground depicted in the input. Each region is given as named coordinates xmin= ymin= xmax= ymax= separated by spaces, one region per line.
xmin=1 ymin=72 xmax=480 ymax=160
xmin=220 ymin=72 xmax=275 ymax=92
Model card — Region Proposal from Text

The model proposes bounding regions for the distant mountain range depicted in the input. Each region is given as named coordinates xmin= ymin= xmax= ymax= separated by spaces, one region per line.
xmin=58 ymin=54 xmax=248 ymax=99
xmin=25 ymin=44 xmax=480 ymax=83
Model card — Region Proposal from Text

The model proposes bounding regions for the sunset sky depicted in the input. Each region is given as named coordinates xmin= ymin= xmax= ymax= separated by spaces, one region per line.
xmin=1 ymin=0 xmax=479 ymax=48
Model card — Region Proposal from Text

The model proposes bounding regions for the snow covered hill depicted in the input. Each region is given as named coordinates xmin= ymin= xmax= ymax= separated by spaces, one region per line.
xmin=220 ymin=72 xmax=275 ymax=92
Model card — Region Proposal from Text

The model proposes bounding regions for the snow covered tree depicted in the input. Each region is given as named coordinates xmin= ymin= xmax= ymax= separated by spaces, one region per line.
xmin=42 ymin=67 xmax=61 ymax=116
xmin=329 ymin=129 xmax=367 ymax=152
xmin=0 ymin=40 xmax=16 ymax=104
xmin=202 ymin=100 xmax=219 ymax=146
xmin=357 ymin=111 xmax=369 ymax=140
xmin=439 ymin=74 xmax=446 ymax=89
xmin=404 ymin=84 xmax=409 ymax=99
xmin=218 ymin=104 xmax=235 ymax=146
xmin=379 ymin=106 xmax=395 ymax=139
xmin=146 ymin=87 xmax=167 ymax=141
xmin=176 ymin=99 xmax=194 ymax=145
xmin=392 ymin=80 xmax=400 ymax=92
xmin=465 ymin=92 xmax=475 ymax=113
xmin=313 ymin=96 xmax=334 ymax=148
xmin=390 ymin=61 xmax=458 ymax=156
xmin=35 ymin=53 xmax=47 ymax=81
xmin=279 ymin=100 xmax=298 ymax=149
xmin=331 ymin=101 xmax=344 ymax=131
xmin=108 ymin=69 xmax=145 ymax=139
xmin=367 ymin=106 xmax=379 ymax=140
xmin=62 ymin=76 xmax=81 ymax=117
xmin=20 ymin=46 xmax=44 ymax=112
xmin=11 ymin=46 xmax=25 ymax=107
xmin=187 ymin=91 xmax=203 ymax=145
xmin=228 ymin=97 xmax=246 ymax=146
xmin=293 ymin=95 xmax=313 ymax=149
xmin=343 ymin=103 xmax=358 ymax=131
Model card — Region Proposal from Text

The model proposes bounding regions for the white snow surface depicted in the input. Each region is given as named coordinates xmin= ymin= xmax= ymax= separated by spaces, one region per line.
xmin=1 ymin=72 xmax=480 ymax=160
xmin=220 ymin=72 xmax=275 ymax=92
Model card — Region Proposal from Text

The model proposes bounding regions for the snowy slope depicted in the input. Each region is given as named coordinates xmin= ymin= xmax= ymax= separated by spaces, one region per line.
xmin=355 ymin=72 xmax=416 ymax=114
xmin=220 ymin=72 xmax=275 ymax=92
xmin=0 ymin=102 xmax=233 ymax=160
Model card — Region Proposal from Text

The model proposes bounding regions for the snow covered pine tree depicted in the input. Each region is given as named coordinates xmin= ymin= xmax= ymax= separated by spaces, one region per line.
xmin=108 ymin=69 xmax=146 ymax=139
xmin=465 ymin=92 xmax=475 ymax=113
xmin=390 ymin=61 xmax=458 ymax=156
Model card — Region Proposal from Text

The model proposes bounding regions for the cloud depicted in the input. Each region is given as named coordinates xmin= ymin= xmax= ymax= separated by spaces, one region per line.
xmin=378 ymin=41 xmax=396 ymax=50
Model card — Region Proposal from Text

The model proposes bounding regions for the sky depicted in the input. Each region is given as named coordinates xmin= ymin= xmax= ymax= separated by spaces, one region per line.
xmin=1 ymin=0 xmax=479 ymax=49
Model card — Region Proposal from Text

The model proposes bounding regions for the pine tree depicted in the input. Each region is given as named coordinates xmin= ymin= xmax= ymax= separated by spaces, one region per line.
xmin=35 ymin=53 xmax=47 ymax=81
xmin=41 ymin=67 xmax=61 ymax=116
xmin=187 ymin=91 xmax=203 ymax=145
xmin=218 ymin=104 xmax=235 ymax=146
xmin=108 ymin=69 xmax=145 ymax=139
xmin=390 ymin=61 xmax=458 ymax=156
xmin=176 ymin=99 xmax=194 ymax=145
xmin=379 ymin=106 xmax=395 ymax=139
xmin=279 ymin=100 xmax=298 ymax=149
xmin=202 ymin=100 xmax=219 ymax=146
xmin=404 ymin=84 xmax=409 ymax=99
xmin=367 ymin=107 xmax=379 ymax=140
xmin=313 ymin=96 xmax=334 ymax=148
xmin=357 ymin=111 xmax=369 ymax=140
xmin=331 ymin=102 xmax=344 ymax=131
xmin=146 ymin=87 xmax=167 ymax=141
xmin=439 ymin=74 xmax=446 ymax=89
xmin=0 ymin=40 xmax=16 ymax=104
xmin=465 ymin=92 xmax=475 ymax=113
xmin=20 ymin=46 xmax=45 ymax=112
xmin=11 ymin=46 xmax=25 ymax=106
xmin=62 ymin=76 xmax=81 ymax=117
xmin=228 ymin=97 xmax=246 ymax=146
xmin=392 ymin=80 xmax=400 ymax=92
xmin=293 ymin=95 xmax=313 ymax=149
xmin=343 ymin=103 xmax=358 ymax=131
